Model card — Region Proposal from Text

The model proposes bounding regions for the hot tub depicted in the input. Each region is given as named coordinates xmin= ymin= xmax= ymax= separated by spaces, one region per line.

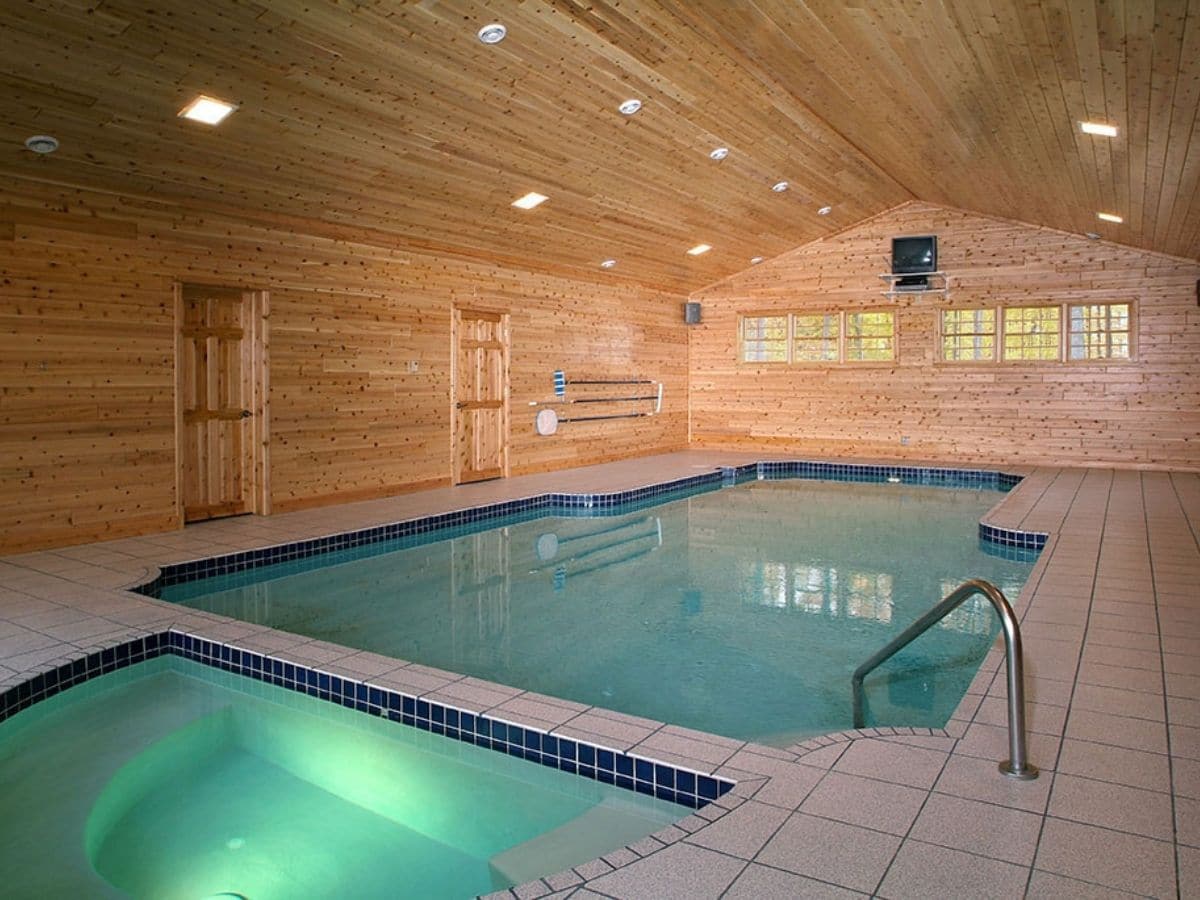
xmin=0 ymin=654 xmax=689 ymax=898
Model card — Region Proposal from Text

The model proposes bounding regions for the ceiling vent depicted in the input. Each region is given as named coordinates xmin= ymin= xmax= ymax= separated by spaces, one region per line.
xmin=477 ymin=23 xmax=507 ymax=44
xmin=25 ymin=135 xmax=59 ymax=154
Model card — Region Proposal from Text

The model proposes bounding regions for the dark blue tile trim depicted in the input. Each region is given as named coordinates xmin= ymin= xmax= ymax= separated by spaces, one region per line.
xmin=754 ymin=459 xmax=1022 ymax=490
xmin=0 ymin=632 xmax=168 ymax=724
xmin=0 ymin=630 xmax=735 ymax=811
xmin=134 ymin=461 xmax=1039 ymax=598
xmin=978 ymin=522 xmax=1048 ymax=551
xmin=134 ymin=473 xmax=724 ymax=597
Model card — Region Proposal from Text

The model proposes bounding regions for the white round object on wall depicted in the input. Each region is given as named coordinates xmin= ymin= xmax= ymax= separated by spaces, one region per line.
xmin=535 ymin=408 xmax=558 ymax=435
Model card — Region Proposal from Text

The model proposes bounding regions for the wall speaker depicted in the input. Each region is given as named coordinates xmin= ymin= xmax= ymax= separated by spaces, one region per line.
xmin=684 ymin=301 xmax=702 ymax=325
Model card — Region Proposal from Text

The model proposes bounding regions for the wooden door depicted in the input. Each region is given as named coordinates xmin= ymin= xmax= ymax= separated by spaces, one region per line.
xmin=176 ymin=284 xmax=269 ymax=522
xmin=453 ymin=308 xmax=509 ymax=483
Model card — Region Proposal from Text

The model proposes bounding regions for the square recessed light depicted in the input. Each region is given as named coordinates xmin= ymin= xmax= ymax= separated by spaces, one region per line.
xmin=178 ymin=95 xmax=237 ymax=125
xmin=512 ymin=191 xmax=549 ymax=210
xmin=1080 ymin=121 xmax=1118 ymax=137
xmin=687 ymin=243 xmax=712 ymax=256
xmin=1097 ymin=212 xmax=1123 ymax=223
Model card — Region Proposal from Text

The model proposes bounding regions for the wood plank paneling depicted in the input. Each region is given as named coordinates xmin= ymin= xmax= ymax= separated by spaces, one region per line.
xmin=0 ymin=177 xmax=688 ymax=552
xmin=689 ymin=202 xmax=1200 ymax=471
xmin=3 ymin=2 xmax=1196 ymax=292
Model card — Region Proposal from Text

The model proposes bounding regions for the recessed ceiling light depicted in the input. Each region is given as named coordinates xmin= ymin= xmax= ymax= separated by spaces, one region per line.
xmin=178 ymin=95 xmax=237 ymax=125
xmin=817 ymin=205 xmax=832 ymax=216
xmin=477 ymin=23 xmax=507 ymax=44
xmin=1080 ymin=121 xmax=1118 ymax=137
xmin=600 ymin=259 xmax=617 ymax=269
xmin=1097 ymin=212 xmax=1123 ymax=223
xmin=709 ymin=147 xmax=729 ymax=161
xmin=771 ymin=181 xmax=789 ymax=193
xmin=24 ymin=135 xmax=59 ymax=154
xmin=687 ymin=243 xmax=711 ymax=256
xmin=750 ymin=256 xmax=764 ymax=265
xmin=618 ymin=99 xmax=642 ymax=116
xmin=512 ymin=191 xmax=549 ymax=210
xmin=1085 ymin=231 xmax=1101 ymax=240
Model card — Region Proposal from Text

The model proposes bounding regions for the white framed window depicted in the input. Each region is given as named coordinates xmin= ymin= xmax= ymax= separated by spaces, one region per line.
xmin=739 ymin=315 xmax=789 ymax=362
xmin=845 ymin=311 xmax=895 ymax=362
xmin=792 ymin=313 xmax=840 ymax=363
xmin=941 ymin=308 xmax=996 ymax=362
xmin=1002 ymin=306 xmax=1061 ymax=361
xmin=1068 ymin=303 xmax=1131 ymax=360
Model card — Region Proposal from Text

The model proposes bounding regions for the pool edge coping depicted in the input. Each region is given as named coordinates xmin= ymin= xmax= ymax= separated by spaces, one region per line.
xmin=131 ymin=459 xmax=1047 ymax=597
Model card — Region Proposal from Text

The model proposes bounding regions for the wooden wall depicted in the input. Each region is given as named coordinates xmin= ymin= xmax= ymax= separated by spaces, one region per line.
xmin=689 ymin=202 xmax=1200 ymax=470
xmin=0 ymin=178 xmax=688 ymax=553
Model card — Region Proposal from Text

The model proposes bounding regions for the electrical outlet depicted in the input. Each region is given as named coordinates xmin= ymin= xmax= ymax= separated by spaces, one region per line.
xmin=900 ymin=435 xmax=911 ymax=446
xmin=407 ymin=360 xmax=419 ymax=373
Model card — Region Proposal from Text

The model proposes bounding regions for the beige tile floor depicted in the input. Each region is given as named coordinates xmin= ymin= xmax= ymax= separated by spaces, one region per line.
xmin=1 ymin=451 xmax=1197 ymax=899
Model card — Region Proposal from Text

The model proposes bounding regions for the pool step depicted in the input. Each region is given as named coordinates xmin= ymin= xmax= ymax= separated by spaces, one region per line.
xmin=488 ymin=798 xmax=670 ymax=886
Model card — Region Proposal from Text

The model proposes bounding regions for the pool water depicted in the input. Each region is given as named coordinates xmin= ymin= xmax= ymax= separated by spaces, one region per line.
xmin=0 ymin=657 xmax=685 ymax=899
xmin=164 ymin=478 xmax=1037 ymax=745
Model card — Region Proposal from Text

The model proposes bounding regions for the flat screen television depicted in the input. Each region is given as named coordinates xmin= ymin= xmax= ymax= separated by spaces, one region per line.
xmin=891 ymin=235 xmax=937 ymax=275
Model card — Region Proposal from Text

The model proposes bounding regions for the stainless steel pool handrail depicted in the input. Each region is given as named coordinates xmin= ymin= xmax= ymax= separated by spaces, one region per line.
xmin=851 ymin=578 xmax=1039 ymax=780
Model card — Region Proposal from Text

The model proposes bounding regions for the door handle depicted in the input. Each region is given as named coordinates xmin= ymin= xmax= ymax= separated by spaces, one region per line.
xmin=240 ymin=409 xmax=252 ymax=418
xmin=456 ymin=401 xmax=467 ymax=409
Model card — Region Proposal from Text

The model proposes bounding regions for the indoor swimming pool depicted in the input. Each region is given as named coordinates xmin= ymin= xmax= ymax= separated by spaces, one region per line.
xmin=157 ymin=474 xmax=1038 ymax=745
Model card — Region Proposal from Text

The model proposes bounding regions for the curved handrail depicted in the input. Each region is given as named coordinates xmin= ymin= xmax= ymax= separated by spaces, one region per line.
xmin=851 ymin=578 xmax=1038 ymax=780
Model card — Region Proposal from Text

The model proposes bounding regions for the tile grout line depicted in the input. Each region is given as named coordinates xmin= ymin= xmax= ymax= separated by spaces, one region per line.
xmin=868 ymin=737 xmax=962 ymax=896
xmin=1155 ymin=471 xmax=1199 ymax=900
xmin=1022 ymin=466 xmax=1112 ymax=897
xmin=728 ymin=743 xmax=861 ymax=892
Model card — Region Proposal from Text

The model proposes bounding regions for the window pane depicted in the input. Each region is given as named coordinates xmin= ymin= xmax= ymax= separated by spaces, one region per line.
xmin=1068 ymin=302 xmax=1130 ymax=360
xmin=941 ymin=308 xmax=996 ymax=361
xmin=793 ymin=313 xmax=840 ymax=362
xmin=1002 ymin=306 xmax=1060 ymax=361
xmin=845 ymin=311 xmax=894 ymax=361
xmin=741 ymin=315 xmax=789 ymax=362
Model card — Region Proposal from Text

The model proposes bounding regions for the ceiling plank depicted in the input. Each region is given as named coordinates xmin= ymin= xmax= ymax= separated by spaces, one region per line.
xmin=0 ymin=0 xmax=1195 ymax=293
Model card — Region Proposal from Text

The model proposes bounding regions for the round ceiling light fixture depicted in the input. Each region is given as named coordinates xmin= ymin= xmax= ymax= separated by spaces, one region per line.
xmin=1084 ymin=231 xmax=1101 ymax=240
xmin=618 ymin=99 xmax=642 ymax=116
xmin=709 ymin=147 xmax=729 ymax=161
xmin=817 ymin=205 xmax=832 ymax=216
xmin=771 ymin=180 xmax=789 ymax=193
xmin=750 ymin=256 xmax=764 ymax=265
xmin=25 ymin=135 xmax=59 ymax=154
xmin=477 ymin=23 xmax=507 ymax=44
xmin=600 ymin=259 xmax=617 ymax=269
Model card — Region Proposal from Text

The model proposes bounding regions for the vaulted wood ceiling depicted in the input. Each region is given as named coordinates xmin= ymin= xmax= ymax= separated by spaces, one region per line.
xmin=2 ymin=1 xmax=1198 ymax=291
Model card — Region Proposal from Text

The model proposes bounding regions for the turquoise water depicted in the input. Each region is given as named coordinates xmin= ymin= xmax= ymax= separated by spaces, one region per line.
xmin=0 ymin=658 xmax=684 ymax=899
xmin=165 ymin=479 xmax=1037 ymax=745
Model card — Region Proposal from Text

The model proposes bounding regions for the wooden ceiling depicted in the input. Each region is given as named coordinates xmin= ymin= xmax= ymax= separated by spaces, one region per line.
xmin=2 ymin=1 xmax=1198 ymax=291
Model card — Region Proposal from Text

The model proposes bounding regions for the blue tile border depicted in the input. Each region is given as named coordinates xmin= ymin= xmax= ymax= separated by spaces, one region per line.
xmin=978 ymin=521 xmax=1048 ymax=550
xmin=133 ymin=472 xmax=724 ymax=597
xmin=0 ymin=630 xmax=734 ymax=811
xmin=134 ymin=460 xmax=1044 ymax=598
xmin=0 ymin=632 xmax=168 ymax=723
xmin=751 ymin=459 xmax=1024 ymax=490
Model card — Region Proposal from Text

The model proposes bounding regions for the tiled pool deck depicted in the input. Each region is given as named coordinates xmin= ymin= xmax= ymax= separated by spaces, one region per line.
xmin=1 ymin=450 xmax=1197 ymax=898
